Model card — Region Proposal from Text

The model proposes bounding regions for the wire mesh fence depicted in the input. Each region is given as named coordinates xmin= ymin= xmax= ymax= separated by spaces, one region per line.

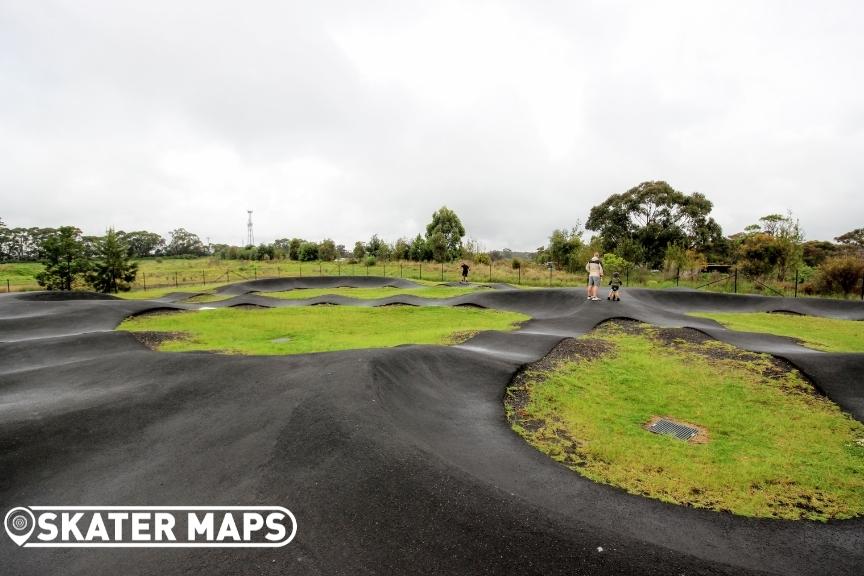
xmin=3 ymin=259 xmax=864 ymax=300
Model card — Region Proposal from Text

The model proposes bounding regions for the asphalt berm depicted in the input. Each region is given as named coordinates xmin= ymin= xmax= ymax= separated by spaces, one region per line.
xmin=1 ymin=278 xmax=863 ymax=575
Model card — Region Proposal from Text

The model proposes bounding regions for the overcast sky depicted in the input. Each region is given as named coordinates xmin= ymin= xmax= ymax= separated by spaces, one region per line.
xmin=1 ymin=1 xmax=861 ymax=250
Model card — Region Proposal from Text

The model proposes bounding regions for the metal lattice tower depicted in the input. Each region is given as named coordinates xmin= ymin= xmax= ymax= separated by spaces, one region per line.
xmin=246 ymin=210 xmax=254 ymax=247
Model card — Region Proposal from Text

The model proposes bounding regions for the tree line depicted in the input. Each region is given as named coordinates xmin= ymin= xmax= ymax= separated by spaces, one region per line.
xmin=3 ymin=185 xmax=862 ymax=296
xmin=0 ymin=207 xmax=468 ymax=292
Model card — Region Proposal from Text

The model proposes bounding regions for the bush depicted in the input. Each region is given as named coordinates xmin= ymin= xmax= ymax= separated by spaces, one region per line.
xmin=811 ymin=256 xmax=864 ymax=297
xmin=474 ymin=253 xmax=491 ymax=265
xmin=602 ymin=253 xmax=629 ymax=275
xmin=797 ymin=264 xmax=816 ymax=284
xmin=298 ymin=242 xmax=319 ymax=262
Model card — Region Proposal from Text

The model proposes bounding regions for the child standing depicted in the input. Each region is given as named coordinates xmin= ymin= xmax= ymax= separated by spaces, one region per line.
xmin=607 ymin=272 xmax=622 ymax=301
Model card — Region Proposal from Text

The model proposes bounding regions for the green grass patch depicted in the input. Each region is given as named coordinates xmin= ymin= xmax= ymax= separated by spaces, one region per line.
xmin=690 ymin=312 xmax=864 ymax=353
xmin=118 ymin=305 xmax=528 ymax=355
xmin=506 ymin=321 xmax=864 ymax=521
xmin=261 ymin=285 xmax=488 ymax=300
xmin=0 ymin=262 xmax=45 ymax=289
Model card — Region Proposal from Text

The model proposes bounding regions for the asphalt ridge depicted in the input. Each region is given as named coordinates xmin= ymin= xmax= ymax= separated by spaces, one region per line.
xmin=0 ymin=281 xmax=862 ymax=575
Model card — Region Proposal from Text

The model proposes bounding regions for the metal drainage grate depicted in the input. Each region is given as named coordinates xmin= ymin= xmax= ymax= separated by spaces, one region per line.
xmin=648 ymin=419 xmax=698 ymax=441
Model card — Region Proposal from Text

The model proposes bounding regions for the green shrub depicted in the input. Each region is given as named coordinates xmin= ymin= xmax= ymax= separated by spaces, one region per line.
xmin=812 ymin=256 xmax=864 ymax=297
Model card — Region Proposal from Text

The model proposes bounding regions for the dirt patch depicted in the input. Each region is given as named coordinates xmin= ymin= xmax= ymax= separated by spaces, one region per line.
xmin=129 ymin=331 xmax=187 ymax=350
xmin=644 ymin=324 xmax=816 ymax=390
xmin=650 ymin=326 xmax=762 ymax=365
xmin=128 ymin=307 xmax=184 ymax=318
xmin=523 ymin=336 xmax=614 ymax=374
xmin=649 ymin=325 xmax=713 ymax=346
xmin=506 ymin=336 xmax=615 ymax=433
xmin=595 ymin=317 xmax=645 ymax=335
xmin=447 ymin=330 xmax=480 ymax=345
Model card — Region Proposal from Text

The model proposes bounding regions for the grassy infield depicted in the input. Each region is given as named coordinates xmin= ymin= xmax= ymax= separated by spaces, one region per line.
xmin=119 ymin=305 xmax=528 ymax=355
xmin=117 ymin=282 xmax=864 ymax=521
xmin=508 ymin=318 xmax=864 ymax=521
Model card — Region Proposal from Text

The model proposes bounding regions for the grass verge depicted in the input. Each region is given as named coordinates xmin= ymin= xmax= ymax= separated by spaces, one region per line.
xmin=690 ymin=311 xmax=864 ymax=353
xmin=505 ymin=320 xmax=864 ymax=521
xmin=118 ymin=305 xmax=529 ymax=355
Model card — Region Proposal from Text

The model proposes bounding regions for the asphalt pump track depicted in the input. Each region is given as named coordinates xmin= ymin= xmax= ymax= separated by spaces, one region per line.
xmin=1 ymin=277 xmax=863 ymax=575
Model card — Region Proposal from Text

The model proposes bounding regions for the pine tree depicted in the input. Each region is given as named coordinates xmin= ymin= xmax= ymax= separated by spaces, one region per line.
xmin=87 ymin=228 xmax=138 ymax=293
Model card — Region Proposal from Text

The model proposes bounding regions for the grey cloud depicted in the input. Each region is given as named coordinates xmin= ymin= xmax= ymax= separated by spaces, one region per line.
xmin=1 ymin=0 xmax=861 ymax=250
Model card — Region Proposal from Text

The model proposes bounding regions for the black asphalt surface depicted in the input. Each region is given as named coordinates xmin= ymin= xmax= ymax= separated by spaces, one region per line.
xmin=1 ymin=278 xmax=863 ymax=575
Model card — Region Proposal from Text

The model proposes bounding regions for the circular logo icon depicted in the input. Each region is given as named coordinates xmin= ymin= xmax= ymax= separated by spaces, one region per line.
xmin=4 ymin=507 xmax=35 ymax=546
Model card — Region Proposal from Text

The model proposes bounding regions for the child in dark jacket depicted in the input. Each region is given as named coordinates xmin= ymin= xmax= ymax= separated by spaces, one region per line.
xmin=607 ymin=272 xmax=622 ymax=301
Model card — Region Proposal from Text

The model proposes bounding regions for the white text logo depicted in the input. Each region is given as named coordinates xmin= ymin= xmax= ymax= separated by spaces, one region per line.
xmin=4 ymin=506 xmax=297 ymax=548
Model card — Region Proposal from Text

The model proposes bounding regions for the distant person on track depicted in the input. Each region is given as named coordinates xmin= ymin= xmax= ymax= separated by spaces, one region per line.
xmin=607 ymin=272 xmax=622 ymax=301
xmin=460 ymin=263 xmax=470 ymax=284
xmin=585 ymin=253 xmax=603 ymax=301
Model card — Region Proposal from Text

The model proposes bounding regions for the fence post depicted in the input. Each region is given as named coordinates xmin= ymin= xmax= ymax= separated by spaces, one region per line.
xmin=419 ymin=262 xmax=422 ymax=280
xmin=174 ymin=272 xmax=178 ymax=287
xmin=794 ymin=269 xmax=798 ymax=298
xmin=440 ymin=262 xmax=444 ymax=281
xmin=625 ymin=267 xmax=629 ymax=287
xmin=400 ymin=263 xmax=403 ymax=278
xmin=202 ymin=271 xmax=206 ymax=286
xmin=254 ymin=268 xmax=257 ymax=280
xmin=489 ymin=262 xmax=492 ymax=283
xmin=676 ymin=266 xmax=680 ymax=287
xmin=734 ymin=269 xmax=738 ymax=294
xmin=143 ymin=272 xmax=147 ymax=292
xmin=861 ymin=272 xmax=864 ymax=300
xmin=226 ymin=270 xmax=230 ymax=283
xmin=6 ymin=279 xmax=10 ymax=292
xmin=518 ymin=266 xmax=521 ymax=285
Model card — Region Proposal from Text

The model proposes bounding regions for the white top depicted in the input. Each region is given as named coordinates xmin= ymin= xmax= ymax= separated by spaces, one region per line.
xmin=586 ymin=259 xmax=603 ymax=276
